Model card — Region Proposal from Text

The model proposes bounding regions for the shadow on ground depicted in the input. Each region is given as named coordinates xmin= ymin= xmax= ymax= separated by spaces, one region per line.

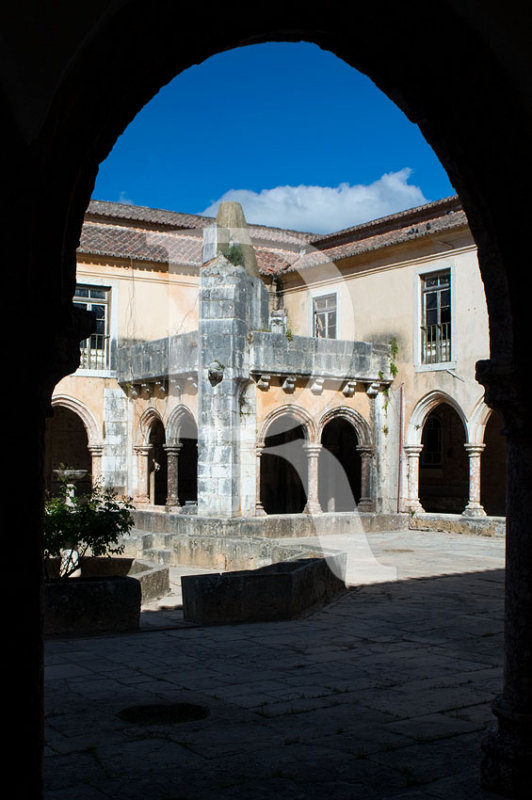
xmin=45 ymin=568 xmax=504 ymax=799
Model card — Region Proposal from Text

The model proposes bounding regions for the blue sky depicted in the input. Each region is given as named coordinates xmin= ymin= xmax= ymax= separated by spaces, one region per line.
xmin=94 ymin=42 xmax=455 ymax=233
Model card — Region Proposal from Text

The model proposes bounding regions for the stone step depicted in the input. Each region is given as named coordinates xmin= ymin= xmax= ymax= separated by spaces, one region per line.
xmin=144 ymin=547 xmax=173 ymax=566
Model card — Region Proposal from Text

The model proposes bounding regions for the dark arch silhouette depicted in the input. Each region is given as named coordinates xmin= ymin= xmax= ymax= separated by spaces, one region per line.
xmin=260 ymin=415 xmax=307 ymax=514
xmin=148 ymin=417 xmax=167 ymax=506
xmin=5 ymin=3 xmax=532 ymax=796
xmin=419 ymin=404 xmax=468 ymax=513
xmin=319 ymin=417 xmax=361 ymax=511
xmin=44 ymin=406 xmax=91 ymax=496
xmin=481 ymin=410 xmax=507 ymax=516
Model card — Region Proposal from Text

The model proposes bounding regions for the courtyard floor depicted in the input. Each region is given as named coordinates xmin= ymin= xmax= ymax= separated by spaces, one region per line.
xmin=45 ymin=529 xmax=505 ymax=799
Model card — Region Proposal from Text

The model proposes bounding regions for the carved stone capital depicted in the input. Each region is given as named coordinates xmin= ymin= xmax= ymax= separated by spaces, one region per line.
xmin=476 ymin=358 xmax=529 ymax=437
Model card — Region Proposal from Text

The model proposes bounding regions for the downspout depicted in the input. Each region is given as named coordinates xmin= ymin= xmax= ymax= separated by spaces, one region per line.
xmin=397 ymin=382 xmax=404 ymax=512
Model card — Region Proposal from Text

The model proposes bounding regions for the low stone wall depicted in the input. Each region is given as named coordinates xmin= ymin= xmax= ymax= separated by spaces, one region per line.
xmin=132 ymin=510 xmax=409 ymax=539
xmin=45 ymin=576 xmax=141 ymax=637
xmin=182 ymin=554 xmax=347 ymax=624
xmin=409 ymin=512 xmax=505 ymax=537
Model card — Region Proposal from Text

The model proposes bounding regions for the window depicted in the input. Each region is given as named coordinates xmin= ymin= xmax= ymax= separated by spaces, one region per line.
xmin=313 ymin=294 xmax=337 ymax=339
xmin=74 ymin=285 xmax=110 ymax=369
xmin=421 ymin=270 xmax=451 ymax=364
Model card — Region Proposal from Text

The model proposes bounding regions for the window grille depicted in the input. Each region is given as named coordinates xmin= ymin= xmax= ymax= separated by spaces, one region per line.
xmin=421 ymin=271 xmax=451 ymax=364
xmin=74 ymin=285 xmax=110 ymax=369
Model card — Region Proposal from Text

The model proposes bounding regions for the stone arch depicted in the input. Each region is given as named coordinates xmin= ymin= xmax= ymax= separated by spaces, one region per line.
xmin=45 ymin=395 xmax=101 ymax=494
xmin=468 ymin=396 xmax=493 ymax=445
xmin=318 ymin=406 xmax=372 ymax=448
xmin=415 ymin=397 xmax=469 ymax=514
xmin=135 ymin=407 xmax=167 ymax=505
xmin=407 ymin=391 xmax=468 ymax=446
xmin=50 ymin=394 xmax=100 ymax=448
xmin=258 ymin=404 xmax=316 ymax=446
xmin=259 ymin=405 xmax=313 ymax=514
xmin=138 ymin=406 xmax=165 ymax=447
xmin=166 ymin=404 xmax=198 ymax=507
xmin=166 ymin=404 xmax=197 ymax=443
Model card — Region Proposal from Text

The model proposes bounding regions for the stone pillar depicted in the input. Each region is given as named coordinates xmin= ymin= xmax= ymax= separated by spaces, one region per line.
xmin=133 ymin=444 xmax=151 ymax=504
xmin=403 ymin=445 xmax=424 ymax=512
xmin=255 ymin=444 xmax=266 ymax=516
xmin=164 ymin=443 xmax=182 ymax=510
xmin=463 ymin=443 xmax=487 ymax=517
xmin=304 ymin=443 xmax=322 ymax=515
xmin=477 ymin=359 xmax=532 ymax=797
xmin=88 ymin=444 xmax=103 ymax=485
xmin=357 ymin=445 xmax=374 ymax=511
xmin=197 ymin=202 xmax=269 ymax=517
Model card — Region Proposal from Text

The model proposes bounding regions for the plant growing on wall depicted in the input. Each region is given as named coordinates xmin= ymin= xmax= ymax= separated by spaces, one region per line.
xmin=44 ymin=479 xmax=135 ymax=579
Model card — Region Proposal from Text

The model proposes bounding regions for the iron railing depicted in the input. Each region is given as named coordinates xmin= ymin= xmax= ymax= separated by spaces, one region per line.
xmin=79 ymin=334 xmax=110 ymax=370
xmin=421 ymin=322 xmax=450 ymax=364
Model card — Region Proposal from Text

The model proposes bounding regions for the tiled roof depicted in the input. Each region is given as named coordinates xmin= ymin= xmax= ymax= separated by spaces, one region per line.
xmin=78 ymin=196 xmax=469 ymax=275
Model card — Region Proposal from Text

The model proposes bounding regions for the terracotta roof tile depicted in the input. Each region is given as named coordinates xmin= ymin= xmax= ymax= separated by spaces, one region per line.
xmin=78 ymin=196 xmax=469 ymax=275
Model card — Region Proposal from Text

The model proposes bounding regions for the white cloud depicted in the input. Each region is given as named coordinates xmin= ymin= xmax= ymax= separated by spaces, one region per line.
xmin=201 ymin=169 xmax=428 ymax=233
xmin=118 ymin=190 xmax=134 ymax=205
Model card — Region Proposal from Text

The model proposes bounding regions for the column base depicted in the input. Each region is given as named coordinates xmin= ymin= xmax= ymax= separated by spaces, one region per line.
xmin=405 ymin=500 xmax=425 ymax=513
xmin=463 ymin=503 xmax=487 ymax=517
xmin=255 ymin=503 xmax=267 ymax=516
xmin=480 ymin=697 xmax=532 ymax=798
xmin=357 ymin=499 xmax=374 ymax=512
xmin=304 ymin=502 xmax=322 ymax=515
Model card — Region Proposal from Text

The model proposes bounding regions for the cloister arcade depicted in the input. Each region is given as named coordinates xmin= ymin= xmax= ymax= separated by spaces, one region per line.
xmin=404 ymin=392 xmax=507 ymax=517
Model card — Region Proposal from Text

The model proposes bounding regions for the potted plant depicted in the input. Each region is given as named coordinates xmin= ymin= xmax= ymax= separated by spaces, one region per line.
xmin=43 ymin=478 xmax=140 ymax=636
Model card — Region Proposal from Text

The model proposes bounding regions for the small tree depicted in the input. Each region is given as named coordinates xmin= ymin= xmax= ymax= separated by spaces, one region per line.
xmin=43 ymin=480 xmax=135 ymax=579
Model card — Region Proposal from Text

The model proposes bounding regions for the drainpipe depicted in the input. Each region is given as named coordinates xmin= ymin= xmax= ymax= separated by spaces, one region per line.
xmin=397 ymin=382 xmax=404 ymax=512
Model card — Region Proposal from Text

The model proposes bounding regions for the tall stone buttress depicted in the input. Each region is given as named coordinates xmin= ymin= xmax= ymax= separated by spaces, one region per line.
xmin=197 ymin=203 xmax=269 ymax=516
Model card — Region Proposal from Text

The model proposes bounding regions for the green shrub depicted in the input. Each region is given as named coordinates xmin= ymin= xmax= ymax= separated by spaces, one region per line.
xmin=44 ymin=480 xmax=135 ymax=579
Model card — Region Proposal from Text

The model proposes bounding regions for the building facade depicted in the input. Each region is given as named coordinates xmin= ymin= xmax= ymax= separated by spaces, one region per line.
xmin=47 ymin=195 xmax=505 ymax=520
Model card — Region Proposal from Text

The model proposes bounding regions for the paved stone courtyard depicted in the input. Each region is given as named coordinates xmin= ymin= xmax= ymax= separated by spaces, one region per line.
xmin=45 ymin=530 xmax=505 ymax=799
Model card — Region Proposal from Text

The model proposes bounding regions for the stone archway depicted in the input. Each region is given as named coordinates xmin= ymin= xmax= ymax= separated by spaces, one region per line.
xmin=6 ymin=3 xmax=532 ymax=797
xmin=319 ymin=417 xmax=360 ymax=511
xmin=260 ymin=412 xmax=309 ymax=515
xmin=148 ymin=417 xmax=167 ymax=506
xmin=166 ymin=405 xmax=198 ymax=508
xmin=418 ymin=403 xmax=469 ymax=513
xmin=44 ymin=406 xmax=92 ymax=495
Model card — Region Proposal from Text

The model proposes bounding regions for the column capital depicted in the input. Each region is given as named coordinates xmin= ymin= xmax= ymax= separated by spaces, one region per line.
xmin=134 ymin=444 xmax=152 ymax=456
xmin=303 ymin=443 xmax=322 ymax=456
xmin=356 ymin=445 xmax=374 ymax=456
xmin=88 ymin=444 xmax=103 ymax=456
xmin=464 ymin=443 xmax=486 ymax=456
xmin=163 ymin=443 xmax=183 ymax=456
xmin=404 ymin=444 xmax=424 ymax=456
